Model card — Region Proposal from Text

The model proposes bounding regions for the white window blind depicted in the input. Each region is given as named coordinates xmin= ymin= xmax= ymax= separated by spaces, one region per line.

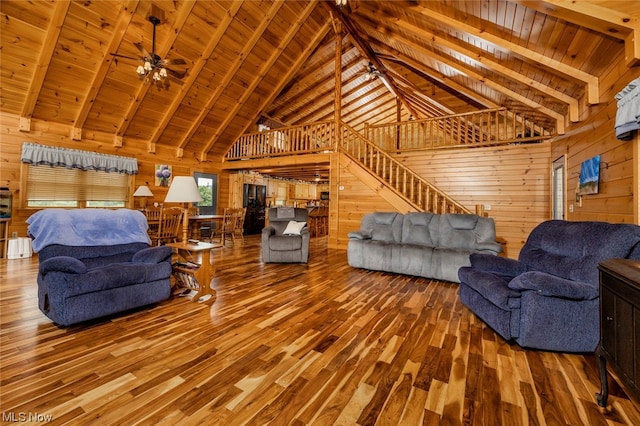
xmin=21 ymin=143 xmax=137 ymax=208
xmin=26 ymin=166 xmax=129 ymax=206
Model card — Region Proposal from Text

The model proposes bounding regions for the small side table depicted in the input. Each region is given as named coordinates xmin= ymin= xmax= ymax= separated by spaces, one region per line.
xmin=166 ymin=241 xmax=220 ymax=303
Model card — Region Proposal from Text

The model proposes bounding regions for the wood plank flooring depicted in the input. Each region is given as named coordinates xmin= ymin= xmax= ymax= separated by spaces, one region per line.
xmin=1 ymin=235 xmax=639 ymax=425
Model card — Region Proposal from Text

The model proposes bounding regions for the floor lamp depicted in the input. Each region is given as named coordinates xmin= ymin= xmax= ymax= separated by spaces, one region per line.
xmin=164 ymin=176 xmax=203 ymax=243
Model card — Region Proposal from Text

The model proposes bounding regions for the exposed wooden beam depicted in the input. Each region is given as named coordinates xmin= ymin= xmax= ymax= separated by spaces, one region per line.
xmin=323 ymin=0 xmax=422 ymax=120
xmin=115 ymin=1 xmax=195 ymax=139
xmin=21 ymin=1 xmax=70 ymax=120
xmin=198 ymin=1 xmax=321 ymax=161
xmin=360 ymin=10 xmax=580 ymax=122
xmin=409 ymin=4 xmax=601 ymax=105
xmin=377 ymin=47 xmax=501 ymax=111
xmin=180 ymin=0 xmax=286 ymax=158
xmin=147 ymin=1 xmax=243 ymax=149
xmin=515 ymin=0 xmax=640 ymax=66
xmin=73 ymin=0 xmax=139 ymax=138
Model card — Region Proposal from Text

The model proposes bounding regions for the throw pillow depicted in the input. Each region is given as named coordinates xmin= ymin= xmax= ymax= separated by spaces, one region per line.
xmin=283 ymin=220 xmax=306 ymax=235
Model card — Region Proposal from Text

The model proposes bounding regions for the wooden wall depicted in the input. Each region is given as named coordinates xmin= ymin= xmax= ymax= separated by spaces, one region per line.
xmin=329 ymin=142 xmax=551 ymax=259
xmin=0 ymin=112 xmax=228 ymax=238
xmin=551 ymin=54 xmax=640 ymax=225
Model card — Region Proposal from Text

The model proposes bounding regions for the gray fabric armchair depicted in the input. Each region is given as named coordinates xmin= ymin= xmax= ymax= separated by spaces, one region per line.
xmin=262 ymin=207 xmax=310 ymax=263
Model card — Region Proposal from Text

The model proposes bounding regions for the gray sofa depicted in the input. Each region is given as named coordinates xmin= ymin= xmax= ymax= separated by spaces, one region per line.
xmin=347 ymin=212 xmax=501 ymax=282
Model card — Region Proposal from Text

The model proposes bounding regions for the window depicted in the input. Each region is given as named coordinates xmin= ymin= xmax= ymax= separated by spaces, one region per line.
xmin=25 ymin=165 xmax=130 ymax=208
xmin=21 ymin=143 xmax=137 ymax=208
xmin=194 ymin=172 xmax=218 ymax=214
xmin=552 ymin=156 xmax=566 ymax=220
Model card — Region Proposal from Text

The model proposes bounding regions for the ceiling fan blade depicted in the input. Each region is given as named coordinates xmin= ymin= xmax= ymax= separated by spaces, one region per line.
xmin=133 ymin=42 xmax=151 ymax=60
xmin=166 ymin=58 xmax=187 ymax=66
xmin=110 ymin=53 xmax=142 ymax=62
xmin=165 ymin=68 xmax=187 ymax=79
xmin=159 ymin=58 xmax=186 ymax=67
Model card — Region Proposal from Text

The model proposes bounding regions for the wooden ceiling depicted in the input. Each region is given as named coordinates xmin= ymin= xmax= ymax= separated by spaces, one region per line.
xmin=2 ymin=1 xmax=639 ymax=182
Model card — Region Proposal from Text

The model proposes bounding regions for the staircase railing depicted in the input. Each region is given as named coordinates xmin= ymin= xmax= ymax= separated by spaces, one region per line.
xmin=224 ymin=120 xmax=335 ymax=161
xmin=366 ymin=108 xmax=551 ymax=151
xmin=340 ymin=123 xmax=471 ymax=214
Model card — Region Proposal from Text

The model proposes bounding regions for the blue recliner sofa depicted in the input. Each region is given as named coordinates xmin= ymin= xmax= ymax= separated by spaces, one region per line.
xmin=458 ymin=220 xmax=640 ymax=352
xmin=28 ymin=209 xmax=173 ymax=326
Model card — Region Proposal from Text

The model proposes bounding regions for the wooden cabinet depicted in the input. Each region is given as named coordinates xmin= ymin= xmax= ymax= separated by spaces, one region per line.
xmin=276 ymin=183 xmax=288 ymax=199
xmin=597 ymin=259 xmax=640 ymax=406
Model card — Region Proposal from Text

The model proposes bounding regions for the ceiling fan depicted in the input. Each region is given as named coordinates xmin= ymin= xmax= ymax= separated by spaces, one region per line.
xmin=111 ymin=15 xmax=187 ymax=84
xmin=360 ymin=62 xmax=382 ymax=81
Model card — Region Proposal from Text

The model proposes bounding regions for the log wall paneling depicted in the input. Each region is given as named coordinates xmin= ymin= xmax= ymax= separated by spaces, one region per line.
xmin=0 ymin=112 xmax=223 ymax=237
xmin=551 ymin=54 xmax=640 ymax=225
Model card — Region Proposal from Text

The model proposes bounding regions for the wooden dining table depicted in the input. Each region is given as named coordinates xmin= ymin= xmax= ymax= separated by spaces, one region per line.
xmin=188 ymin=214 xmax=224 ymax=240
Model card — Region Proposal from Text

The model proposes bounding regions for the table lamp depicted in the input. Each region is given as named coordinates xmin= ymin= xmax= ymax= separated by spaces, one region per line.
xmin=164 ymin=176 xmax=203 ymax=242
xmin=132 ymin=185 xmax=154 ymax=209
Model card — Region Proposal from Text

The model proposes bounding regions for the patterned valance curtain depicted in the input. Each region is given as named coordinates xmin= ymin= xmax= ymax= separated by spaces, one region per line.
xmin=21 ymin=142 xmax=138 ymax=174
xmin=615 ymin=77 xmax=640 ymax=141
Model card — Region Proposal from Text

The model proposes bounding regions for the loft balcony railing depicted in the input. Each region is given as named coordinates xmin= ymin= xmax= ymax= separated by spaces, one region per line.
xmin=224 ymin=121 xmax=335 ymax=161
xmin=340 ymin=123 xmax=471 ymax=214
xmin=365 ymin=108 xmax=552 ymax=152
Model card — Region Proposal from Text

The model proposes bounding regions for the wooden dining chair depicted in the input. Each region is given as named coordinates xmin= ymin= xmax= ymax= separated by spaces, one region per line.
xmin=151 ymin=207 xmax=183 ymax=246
xmin=214 ymin=207 xmax=237 ymax=246
xmin=234 ymin=207 xmax=247 ymax=241
xmin=143 ymin=206 xmax=162 ymax=240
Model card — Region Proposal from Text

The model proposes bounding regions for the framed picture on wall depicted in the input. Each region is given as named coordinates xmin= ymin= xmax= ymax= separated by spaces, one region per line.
xmin=155 ymin=164 xmax=172 ymax=187
xmin=578 ymin=155 xmax=600 ymax=195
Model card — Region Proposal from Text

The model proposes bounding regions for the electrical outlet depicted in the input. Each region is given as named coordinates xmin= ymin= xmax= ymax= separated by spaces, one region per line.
xmin=483 ymin=204 xmax=491 ymax=211
xmin=569 ymin=204 xmax=574 ymax=212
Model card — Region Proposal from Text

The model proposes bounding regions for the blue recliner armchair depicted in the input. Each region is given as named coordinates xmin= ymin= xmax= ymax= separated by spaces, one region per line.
xmin=28 ymin=209 xmax=173 ymax=326
xmin=458 ymin=220 xmax=640 ymax=352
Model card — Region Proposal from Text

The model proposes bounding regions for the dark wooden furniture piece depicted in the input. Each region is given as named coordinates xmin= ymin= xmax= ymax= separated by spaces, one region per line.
xmin=597 ymin=258 xmax=640 ymax=406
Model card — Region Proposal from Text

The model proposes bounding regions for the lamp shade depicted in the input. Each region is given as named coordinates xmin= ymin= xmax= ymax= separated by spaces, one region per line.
xmin=133 ymin=185 xmax=154 ymax=197
xmin=164 ymin=176 xmax=203 ymax=203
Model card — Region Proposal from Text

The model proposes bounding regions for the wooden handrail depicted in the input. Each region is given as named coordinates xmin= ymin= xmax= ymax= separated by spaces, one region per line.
xmin=224 ymin=121 xmax=335 ymax=161
xmin=340 ymin=123 xmax=471 ymax=214
xmin=365 ymin=108 xmax=552 ymax=151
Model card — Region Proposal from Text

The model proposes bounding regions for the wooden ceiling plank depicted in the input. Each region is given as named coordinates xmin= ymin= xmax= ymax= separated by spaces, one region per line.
xmin=115 ymin=1 xmax=196 ymax=140
xmin=73 ymin=0 xmax=140 ymax=138
xmin=179 ymin=0 xmax=286 ymax=156
xmin=198 ymin=1 xmax=320 ymax=160
xmin=364 ymin=11 xmax=580 ymax=122
xmin=217 ymin=21 xmax=333 ymax=163
xmin=20 ymin=1 xmax=71 ymax=120
xmin=379 ymin=47 xmax=501 ymax=110
xmin=148 ymin=1 xmax=244 ymax=148
xmin=410 ymin=4 xmax=601 ymax=104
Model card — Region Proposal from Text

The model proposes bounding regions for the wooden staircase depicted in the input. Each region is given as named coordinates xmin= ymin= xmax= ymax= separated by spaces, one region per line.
xmin=339 ymin=123 xmax=472 ymax=214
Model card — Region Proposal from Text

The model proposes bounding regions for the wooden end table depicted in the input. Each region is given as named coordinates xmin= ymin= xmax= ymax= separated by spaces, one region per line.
xmin=166 ymin=241 xmax=221 ymax=303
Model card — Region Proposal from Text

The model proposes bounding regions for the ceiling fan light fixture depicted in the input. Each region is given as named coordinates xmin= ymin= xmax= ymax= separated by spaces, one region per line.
xmin=336 ymin=0 xmax=347 ymax=8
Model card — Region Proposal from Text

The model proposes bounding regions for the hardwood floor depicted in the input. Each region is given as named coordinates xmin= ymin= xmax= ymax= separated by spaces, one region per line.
xmin=1 ymin=235 xmax=639 ymax=425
